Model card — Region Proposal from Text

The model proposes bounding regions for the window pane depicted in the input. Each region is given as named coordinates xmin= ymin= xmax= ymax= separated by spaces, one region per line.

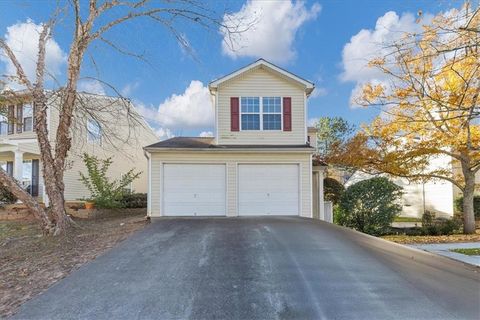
xmin=23 ymin=104 xmax=33 ymax=117
xmin=23 ymin=117 xmax=33 ymax=132
xmin=263 ymin=114 xmax=281 ymax=130
xmin=241 ymin=97 xmax=259 ymax=113
xmin=262 ymin=96 xmax=281 ymax=113
xmin=0 ymin=121 xmax=8 ymax=136
xmin=241 ymin=114 xmax=260 ymax=130
xmin=21 ymin=105 xmax=33 ymax=132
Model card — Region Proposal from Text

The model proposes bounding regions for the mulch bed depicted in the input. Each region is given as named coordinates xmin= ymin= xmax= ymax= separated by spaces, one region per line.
xmin=0 ymin=213 xmax=148 ymax=318
xmin=382 ymin=229 xmax=480 ymax=244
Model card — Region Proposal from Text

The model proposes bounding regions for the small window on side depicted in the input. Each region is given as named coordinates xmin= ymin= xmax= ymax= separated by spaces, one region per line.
xmin=87 ymin=118 xmax=102 ymax=143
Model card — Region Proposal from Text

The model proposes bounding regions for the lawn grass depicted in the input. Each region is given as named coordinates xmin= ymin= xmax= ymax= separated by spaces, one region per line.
xmin=449 ymin=248 xmax=480 ymax=256
xmin=393 ymin=216 xmax=422 ymax=223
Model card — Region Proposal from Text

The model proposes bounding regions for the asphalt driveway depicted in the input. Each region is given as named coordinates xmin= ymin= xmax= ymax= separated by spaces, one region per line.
xmin=13 ymin=217 xmax=480 ymax=320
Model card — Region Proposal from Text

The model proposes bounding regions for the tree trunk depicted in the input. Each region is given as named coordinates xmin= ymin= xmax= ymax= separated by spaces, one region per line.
xmin=33 ymin=94 xmax=71 ymax=235
xmin=461 ymin=160 xmax=476 ymax=234
xmin=0 ymin=169 xmax=54 ymax=234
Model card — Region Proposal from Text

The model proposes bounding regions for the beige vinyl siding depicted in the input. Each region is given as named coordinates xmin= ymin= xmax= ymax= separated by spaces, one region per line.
xmin=149 ymin=151 xmax=312 ymax=218
xmin=217 ymin=67 xmax=306 ymax=145
xmin=47 ymin=95 xmax=158 ymax=200
xmin=17 ymin=142 xmax=40 ymax=154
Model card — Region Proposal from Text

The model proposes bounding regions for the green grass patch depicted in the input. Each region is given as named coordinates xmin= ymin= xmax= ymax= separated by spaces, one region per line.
xmin=394 ymin=216 xmax=421 ymax=223
xmin=449 ymin=248 xmax=480 ymax=256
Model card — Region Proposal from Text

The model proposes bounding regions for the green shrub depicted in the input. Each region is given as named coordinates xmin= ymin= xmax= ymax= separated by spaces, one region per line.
xmin=324 ymin=177 xmax=345 ymax=205
xmin=120 ymin=193 xmax=147 ymax=208
xmin=79 ymin=153 xmax=141 ymax=209
xmin=335 ymin=177 xmax=402 ymax=236
xmin=0 ymin=184 xmax=17 ymax=204
xmin=454 ymin=196 xmax=480 ymax=218
xmin=421 ymin=211 xmax=462 ymax=235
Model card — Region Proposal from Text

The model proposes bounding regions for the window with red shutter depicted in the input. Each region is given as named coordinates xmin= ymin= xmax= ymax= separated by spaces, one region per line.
xmin=283 ymin=97 xmax=292 ymax=131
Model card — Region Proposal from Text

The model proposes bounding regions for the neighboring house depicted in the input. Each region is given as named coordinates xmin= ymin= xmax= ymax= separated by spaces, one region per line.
xmin=345 ymin=153 xmax=479 ymax=218
xmin=145 ymin=59 xmax=328 ymax=219
xmin=0 ymin=91 xmax=158 ymax=204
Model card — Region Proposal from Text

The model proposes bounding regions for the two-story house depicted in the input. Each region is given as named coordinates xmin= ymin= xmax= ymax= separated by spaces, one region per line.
xmin=145 ymin=59 xmax=327 ymax=219
xmin=0 ymin=91 xmax=158 ymax=204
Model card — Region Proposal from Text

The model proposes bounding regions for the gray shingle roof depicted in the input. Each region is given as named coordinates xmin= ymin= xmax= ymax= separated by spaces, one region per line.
xmin=145 ymin=137 xmax=312 ymax=149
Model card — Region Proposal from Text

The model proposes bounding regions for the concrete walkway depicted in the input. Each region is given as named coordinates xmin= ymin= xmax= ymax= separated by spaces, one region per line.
xmin=411 ymin=242 xmax=480 ymax=266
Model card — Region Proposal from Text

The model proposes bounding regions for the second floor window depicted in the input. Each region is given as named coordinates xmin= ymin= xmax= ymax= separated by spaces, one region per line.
xmin=240 ymin=97 xmax=260 ymax=130
xmin=87 ymin=118 xmax=102 ymax=143
xmin=23 ymin=104 xmax=33 ymax=132
xmin=262 ymin=97 xmax=281 ymax=130
xmin=240 ymin=96 xmax=282 ymax=131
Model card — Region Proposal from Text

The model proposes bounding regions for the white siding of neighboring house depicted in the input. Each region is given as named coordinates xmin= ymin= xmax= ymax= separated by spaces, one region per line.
xmin=307 ymin=127 xmax=317 ymax=149
xmin=149 ymin=151 xmax=312 ymax=218
xmin=346 ymin=171 xmax=455 ymax=218
xmin=48 ymin=95 xmax=158 ymax=200
xmin=216 ymin=66 xmax=307 ymax=145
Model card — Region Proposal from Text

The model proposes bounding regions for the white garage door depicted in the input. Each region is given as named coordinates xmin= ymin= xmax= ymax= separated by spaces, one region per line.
xmin=238 ymin=164 xmax=299 ymax=216
xmin=163 ymin=164 xmax=226 ymax=216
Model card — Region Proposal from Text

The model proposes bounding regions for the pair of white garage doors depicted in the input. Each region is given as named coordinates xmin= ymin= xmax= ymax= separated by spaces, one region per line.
xmin=163 ymin=164 xmax=300 ymax=216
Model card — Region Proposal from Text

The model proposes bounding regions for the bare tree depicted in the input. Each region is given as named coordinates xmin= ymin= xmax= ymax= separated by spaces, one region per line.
xmin=0 ymin=0 xmax=250 ymax=235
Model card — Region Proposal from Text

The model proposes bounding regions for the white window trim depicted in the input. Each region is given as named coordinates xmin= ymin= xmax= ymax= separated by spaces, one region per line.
xmin=239 ymin=96 xmax=283 ymax=131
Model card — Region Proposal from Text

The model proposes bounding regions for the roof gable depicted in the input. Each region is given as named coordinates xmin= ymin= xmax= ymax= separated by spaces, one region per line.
xmin=209 ymin=59 xmax=315 ymax=95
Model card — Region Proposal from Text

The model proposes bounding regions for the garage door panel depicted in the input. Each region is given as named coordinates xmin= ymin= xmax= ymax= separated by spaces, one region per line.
xmin=163 ymin=164 xmax=226 ymax=216
xmin=239 ymin=164 xmax=299 ymax=216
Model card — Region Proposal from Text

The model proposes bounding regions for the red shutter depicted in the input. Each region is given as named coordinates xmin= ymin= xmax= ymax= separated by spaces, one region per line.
xmin=283 ymin=97 xmax=292 ymax=131
xmin=230 ymin=97 xmax=239 ymax=131
xmin=16 ymin=105 xmax=23 ymax=133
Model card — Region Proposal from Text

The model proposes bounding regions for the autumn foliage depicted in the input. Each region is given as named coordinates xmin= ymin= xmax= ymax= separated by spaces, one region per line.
xmin=329 ymin=4 xmax=479 ymax=233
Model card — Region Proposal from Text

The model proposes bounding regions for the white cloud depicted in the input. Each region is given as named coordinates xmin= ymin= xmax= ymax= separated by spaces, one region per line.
xmin=155 ymin=80 xmax=213 ymax=129
xmin=221 ymin=0 xmax=321 ymax=64
xmin=77 ymin=79 xmax=106 ymax=95
xmin=0 ymin=19 xmax=66 ymax=85
xmin=340 ymin=11 xmax=432 ymax=107
xmin=156 ymin=128 xmax=174 ymax=140
xmin=308 ymin=118 xmax=319 ymax=126
xmin=120 ymin=81 xmax=140 ymax=96
xmin=199 ymin=131 xmax=213 ymax=137
xmin=310 ymin=87 xmax=327 ymax=98
xmin=136 ymin=80 xmax=214 ymax=135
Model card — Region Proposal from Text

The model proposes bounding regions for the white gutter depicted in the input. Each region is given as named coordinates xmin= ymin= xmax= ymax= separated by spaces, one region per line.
xmin=144 ymin=150 xmax=152 ymax=217
xmin=144 ymin=147 xmax=314 ymax=154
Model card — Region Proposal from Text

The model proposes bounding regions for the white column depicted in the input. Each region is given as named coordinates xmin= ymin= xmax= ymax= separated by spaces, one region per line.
xmin=319 ymin=169 xmax=325 ymax=221
xmin=13 ymin=150 xmax=24 ymax=181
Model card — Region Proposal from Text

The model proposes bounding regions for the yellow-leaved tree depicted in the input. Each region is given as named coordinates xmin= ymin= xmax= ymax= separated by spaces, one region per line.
xmin=329 ymin=4 xmax=479 ymax=233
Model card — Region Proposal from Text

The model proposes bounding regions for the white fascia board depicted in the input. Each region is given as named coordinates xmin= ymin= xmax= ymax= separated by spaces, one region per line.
xmin=208 ymin=59 xmax=315 ymax=93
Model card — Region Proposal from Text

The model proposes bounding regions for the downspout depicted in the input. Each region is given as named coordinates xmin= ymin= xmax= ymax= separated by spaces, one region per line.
xmin=144 ymin=150 xmax=152 ymax=218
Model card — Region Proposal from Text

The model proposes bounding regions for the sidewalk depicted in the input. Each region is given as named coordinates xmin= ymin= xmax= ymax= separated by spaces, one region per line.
xmin=410 ymin=242 xmax=480 ymax=266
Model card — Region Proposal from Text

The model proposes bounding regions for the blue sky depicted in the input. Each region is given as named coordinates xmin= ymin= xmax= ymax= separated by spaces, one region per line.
xmin=0 ymin=0 xmax=467 ymax=138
